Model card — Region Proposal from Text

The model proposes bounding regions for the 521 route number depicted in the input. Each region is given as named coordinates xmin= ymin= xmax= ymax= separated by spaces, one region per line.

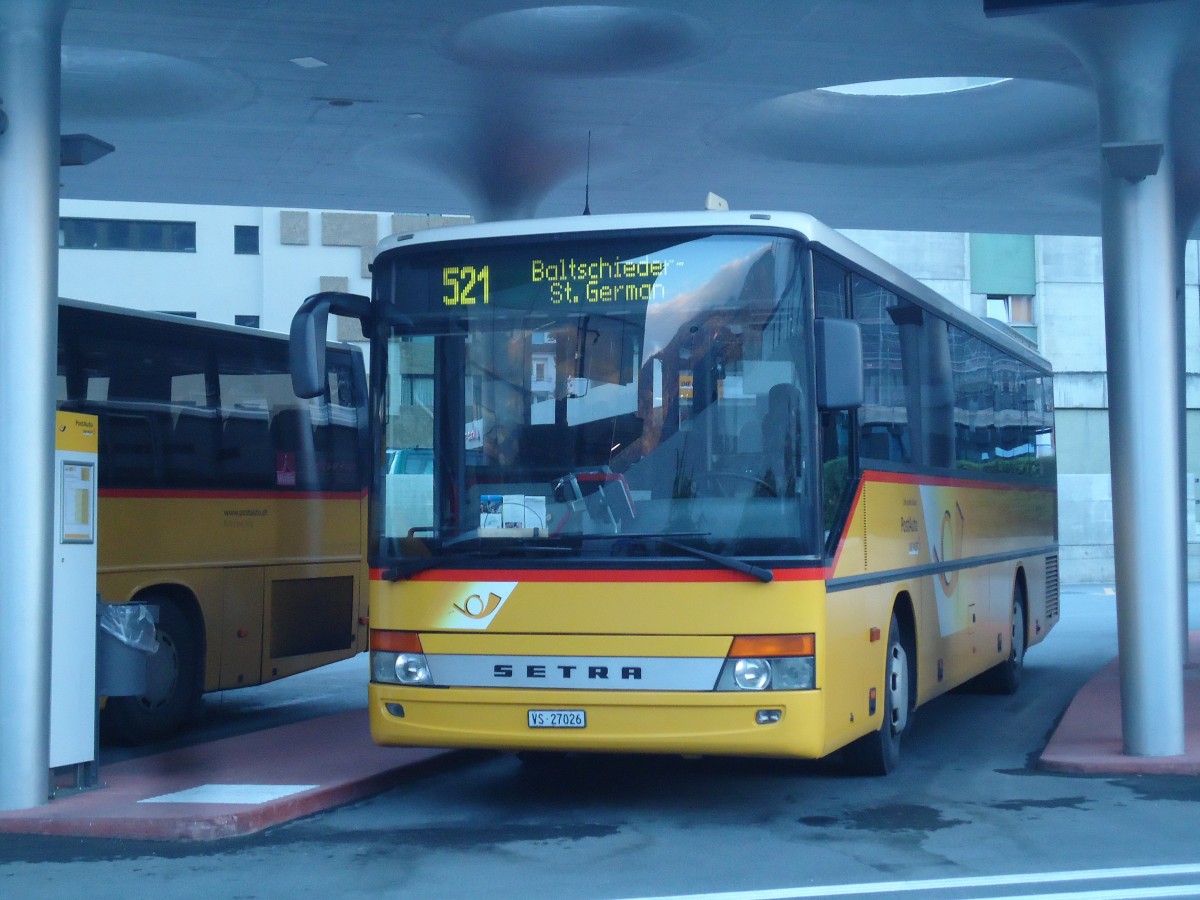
xmin=442 ymin=265 xmax=490 ymax=306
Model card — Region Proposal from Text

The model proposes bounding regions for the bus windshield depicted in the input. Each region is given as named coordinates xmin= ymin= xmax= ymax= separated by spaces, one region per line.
xmin=375 ymin=231 xmax=820 ymax=567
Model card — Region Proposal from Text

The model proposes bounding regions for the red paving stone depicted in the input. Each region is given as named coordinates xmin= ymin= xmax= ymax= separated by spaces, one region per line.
xmin=0 ymin=708 xmax=449 ymax=841
xmin=1039 ymin=632 xmax=1200 ymax=776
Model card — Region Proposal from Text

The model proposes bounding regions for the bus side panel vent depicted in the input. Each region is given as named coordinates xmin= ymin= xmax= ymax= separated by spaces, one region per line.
xmin=271 ymin=575 xmax=356 ymax=657
xmin=1045 ymin=554 xmax=1060 ymax=620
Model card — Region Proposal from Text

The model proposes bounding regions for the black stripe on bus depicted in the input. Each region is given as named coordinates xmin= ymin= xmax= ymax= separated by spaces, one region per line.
xmin=826 ymin=544 xmax=1059 ymax=593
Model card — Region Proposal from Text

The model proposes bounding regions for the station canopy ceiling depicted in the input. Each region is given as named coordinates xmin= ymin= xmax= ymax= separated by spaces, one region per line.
xmin=57 ymin=0 xmax=1200 ymax=236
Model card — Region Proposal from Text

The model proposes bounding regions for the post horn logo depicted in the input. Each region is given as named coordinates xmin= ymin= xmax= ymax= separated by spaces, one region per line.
xmin=932 ymin=502 xmax=965 ymax=596
xmin=454 ymin=591 xmax=504 ymax=620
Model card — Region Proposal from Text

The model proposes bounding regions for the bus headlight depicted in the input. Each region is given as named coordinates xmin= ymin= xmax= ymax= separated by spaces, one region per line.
xmin=370 ymin=650 xmax=433 ymax=685
xmin=370 ymin=630 xmax=434 ymax=686
xmin=394 ymin=652 xmax=432 ymax=685
xmin=714 ymin=634 xmax=816 ymax=691
xmin=770 ymin=656 xmax=816 ymax=690
xmin=733 ymin=658 xmax=771 ymax=690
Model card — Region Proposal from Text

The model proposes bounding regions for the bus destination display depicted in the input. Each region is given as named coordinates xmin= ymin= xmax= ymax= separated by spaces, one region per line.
xmin=441 ymin=253 xmax=684 ymax=309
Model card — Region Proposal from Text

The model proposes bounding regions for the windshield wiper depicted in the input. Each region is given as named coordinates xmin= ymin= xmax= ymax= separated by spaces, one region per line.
xmin=656 ymin=538 xmax=774 ymax=583
xmin=579 ymin=532 xmax=774 ymax=583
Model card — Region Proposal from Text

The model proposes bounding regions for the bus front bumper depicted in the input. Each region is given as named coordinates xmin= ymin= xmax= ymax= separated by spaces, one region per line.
xmin=368 ymin=683 xmax=829 ymax=758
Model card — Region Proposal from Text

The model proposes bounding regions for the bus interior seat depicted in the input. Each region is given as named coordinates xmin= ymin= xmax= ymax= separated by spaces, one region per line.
xmin=100 ymin=410 xmax=162 ymax=486
xmin=316 ymin=414 xmax=362 ymax=490
xmin=270 ymin=406 xmax=318 ymax=489
xmin=747 ymin=384 xmax=801 ymax=496
xmin=166 ymin=408 xmax=220 ymax=487
xmin=220 ymin=411 xmax=273 ymax=488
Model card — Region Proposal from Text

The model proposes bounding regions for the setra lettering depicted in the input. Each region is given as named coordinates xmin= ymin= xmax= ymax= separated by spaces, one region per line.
xmin=490 ymin=661 xmax=645 ymax=681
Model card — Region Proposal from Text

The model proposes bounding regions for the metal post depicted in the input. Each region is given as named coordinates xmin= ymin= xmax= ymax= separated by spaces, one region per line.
xmin=1041 ymin=1 xmax=1200 ymax=757
xmin=1103 ymin=141 xmax=1187 ymax=756
xmin=0 ymin=0 xmax=68 ymax=811
xmin=1173 ymin=129 xmax=1200 ymax=666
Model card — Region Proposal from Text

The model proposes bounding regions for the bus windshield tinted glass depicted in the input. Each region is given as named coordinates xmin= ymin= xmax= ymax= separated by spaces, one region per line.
xmin=376 ymin=231 xmax=818 ymax=563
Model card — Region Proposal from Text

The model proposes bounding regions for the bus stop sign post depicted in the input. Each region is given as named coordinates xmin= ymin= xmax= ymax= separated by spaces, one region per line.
xmin=50 ymin=412 xmax=100 ymax=793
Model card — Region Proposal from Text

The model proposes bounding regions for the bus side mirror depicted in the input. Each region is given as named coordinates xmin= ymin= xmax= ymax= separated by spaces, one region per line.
xmin=289 ymin=292 xmax=371 ymax=398
xmin=816 ymin=317 xmax=864 ymax=411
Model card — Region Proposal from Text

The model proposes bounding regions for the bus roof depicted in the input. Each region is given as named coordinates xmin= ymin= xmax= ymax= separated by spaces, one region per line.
xmin=374 ymin=210 xmax=1050 ymax=372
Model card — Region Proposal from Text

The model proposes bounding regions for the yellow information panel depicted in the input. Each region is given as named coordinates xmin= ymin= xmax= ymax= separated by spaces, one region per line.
xmin=55 ymin=411 xmax=99 ymax=454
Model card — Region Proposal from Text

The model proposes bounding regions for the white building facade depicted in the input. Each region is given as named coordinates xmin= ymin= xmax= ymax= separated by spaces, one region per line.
xmin=57 ymin=199 xmax=1200 ymax=583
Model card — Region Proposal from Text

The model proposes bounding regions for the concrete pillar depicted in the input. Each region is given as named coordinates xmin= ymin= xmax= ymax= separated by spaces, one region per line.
xmin=0 ymin=0 xmax=68 ymax=810
xmin=1042 ymin=1 xmax=1200 ymax=757
xmin=1173 ymin=104 xmax=1200 ymax=664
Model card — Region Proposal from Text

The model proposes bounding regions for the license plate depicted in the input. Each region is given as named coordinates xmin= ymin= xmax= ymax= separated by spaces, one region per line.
xmin=528 ymin=709 xmax=586 ymax=728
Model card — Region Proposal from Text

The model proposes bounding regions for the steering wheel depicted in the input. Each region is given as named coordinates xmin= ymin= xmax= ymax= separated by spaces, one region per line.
xmin=694 ymin=469 xmax=778 ymax=498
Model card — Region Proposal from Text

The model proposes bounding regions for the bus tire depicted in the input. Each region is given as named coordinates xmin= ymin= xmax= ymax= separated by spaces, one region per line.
xmin=979 ymin=583 xmax=1026 ymax=695
xmin=101 ymin=600 xmax=203 ymax=745
xmin=844 ymin=614 xmax=910 ymax=776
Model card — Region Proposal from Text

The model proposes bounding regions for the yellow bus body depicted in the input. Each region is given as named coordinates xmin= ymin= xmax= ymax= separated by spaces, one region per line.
xmin=369 ymin=471 xmax=1057 ymax=759
xmin=98 ymin=490 xmax=368 ymax=691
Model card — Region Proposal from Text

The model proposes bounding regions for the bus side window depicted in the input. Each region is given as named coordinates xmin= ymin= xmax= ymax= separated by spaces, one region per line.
xmin=271 ymin=407 xmax=318 ymax=490
xmin=854 ymin=278 xmax=911 ymax=465
xmin=813 ymin=254 xmax=848 ymax=319
xmin=820 ymin=408 xmax=852 ymax=552
xmin=316 ymin=355 xmax=364 ymax=491
xmin=166 ymin=409 xmax=220 ymax=488
xmin=101 ymin=411 xmax=163 ymax=488
xmin=220 ymin=411 xmax=273 ymax=488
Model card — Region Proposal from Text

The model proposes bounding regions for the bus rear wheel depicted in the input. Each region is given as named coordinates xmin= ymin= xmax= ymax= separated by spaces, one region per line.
xmin=978 ymin=584 xmax=1026 ymax=695
xmin=844 ymin=614 xmax=910 ymax=776
xmin=101 ymin=600 xmax=202 ymax=745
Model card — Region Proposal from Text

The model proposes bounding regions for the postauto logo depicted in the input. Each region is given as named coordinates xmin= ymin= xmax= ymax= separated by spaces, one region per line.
xmin=439 ymin=582 xmax=517 ymax=629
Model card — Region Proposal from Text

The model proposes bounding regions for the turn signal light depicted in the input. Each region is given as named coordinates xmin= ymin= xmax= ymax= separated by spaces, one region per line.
xmin=729 ymin=634 xmax=815 ymax=658
xmin=370 ymin=630 xmax=423 ymax=653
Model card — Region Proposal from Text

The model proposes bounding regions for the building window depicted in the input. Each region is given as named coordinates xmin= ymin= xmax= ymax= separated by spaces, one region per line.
xmin=402 ymin=375 xmax=434 ymax=407
xmin=235 ymin=315 xmax=261 ymax=329
xmin=60 ymin=217 xmax=196 ymax=252
xmin=986 ymin=294 xmax=1034 ymax=324
xmin=986 ymin=293 xmax=1038 ymax=347
xmin=234 ymin=225 xmax=260 ymax=255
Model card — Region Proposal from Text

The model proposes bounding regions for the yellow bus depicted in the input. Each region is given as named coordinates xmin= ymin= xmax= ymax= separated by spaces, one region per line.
xmin=291 ymin=212 xmax=1058 ymax=774
xmin=58 ymin=299 xmax=369 ymax=744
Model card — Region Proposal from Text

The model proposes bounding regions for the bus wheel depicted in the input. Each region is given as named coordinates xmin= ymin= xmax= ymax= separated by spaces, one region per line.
xmin=844 ymin=614 xmax=910 ymax=776
xmin=101 ymin=601 xmax=202 ymax=745
xmin=979 ymin=584 xmax=1026 ymax=695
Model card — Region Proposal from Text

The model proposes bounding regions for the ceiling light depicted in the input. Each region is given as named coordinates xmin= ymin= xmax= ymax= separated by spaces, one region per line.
xmin=820 ymin=77 xmax=1011 ymax=97
xmin=60 ymin=133 xmax=115 ymax=167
